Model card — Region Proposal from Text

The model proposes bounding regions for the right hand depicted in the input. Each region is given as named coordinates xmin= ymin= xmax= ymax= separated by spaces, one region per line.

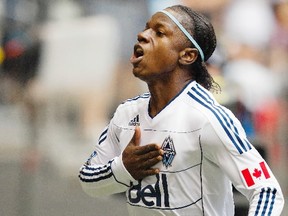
xmin=122 ymin=126 xmax=163 ymax=180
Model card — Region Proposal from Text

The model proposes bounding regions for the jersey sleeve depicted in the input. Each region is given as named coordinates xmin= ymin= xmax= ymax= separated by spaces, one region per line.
xmin=201 ymin=116 xmax=284 ymax=215
xmin=78 ymin=121 xmax=136 ymax=197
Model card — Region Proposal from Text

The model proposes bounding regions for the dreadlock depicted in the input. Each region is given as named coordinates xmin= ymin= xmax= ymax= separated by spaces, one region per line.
xmin=167 ymin=5 xmax=220 ymax=92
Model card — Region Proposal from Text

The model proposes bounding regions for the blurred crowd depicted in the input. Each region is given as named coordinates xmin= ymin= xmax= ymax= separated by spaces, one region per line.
xmin=0 ymin=0 xmax=287 ymax=215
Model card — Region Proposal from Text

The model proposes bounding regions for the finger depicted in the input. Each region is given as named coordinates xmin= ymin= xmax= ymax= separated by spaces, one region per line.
xmin=142 ymin=168 xmax=161 ymax=177
xmin=141 ymin=155 xmax=163 ymax=169
xmin=130 ymin=126 xmax=141 ymax=147
xmin=137 ymin=148 xmax=164 ymax=161
xmin=131 ymin=167 xmax=160 ymax=180
xmin=134 ymin=144 xmax=161 ymax=155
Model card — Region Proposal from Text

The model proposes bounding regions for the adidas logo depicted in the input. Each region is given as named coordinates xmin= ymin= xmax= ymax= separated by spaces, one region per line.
xmin=129 ymin=114 xmax=140 ymax=126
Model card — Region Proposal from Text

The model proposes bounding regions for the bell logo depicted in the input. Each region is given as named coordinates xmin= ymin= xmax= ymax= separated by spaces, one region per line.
xmin=128 ymin=173 xmax=170 ymax=208
xmin=241 ymin=161 xmax=271 ymax=187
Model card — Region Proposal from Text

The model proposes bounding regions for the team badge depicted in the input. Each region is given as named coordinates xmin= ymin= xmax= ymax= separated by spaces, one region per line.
xmin=161 ymin=136 xmax=176 ymax=168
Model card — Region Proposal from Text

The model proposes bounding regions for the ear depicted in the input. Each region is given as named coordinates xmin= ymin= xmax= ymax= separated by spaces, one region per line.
xmin=179 ymin=48 xmax=198 ymax=65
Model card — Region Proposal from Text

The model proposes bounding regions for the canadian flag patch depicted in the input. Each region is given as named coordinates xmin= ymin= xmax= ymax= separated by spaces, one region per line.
xmin=241 ymin=161 xmax=271 ymax=187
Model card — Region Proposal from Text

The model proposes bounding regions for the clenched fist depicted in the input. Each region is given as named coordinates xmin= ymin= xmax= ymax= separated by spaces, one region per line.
xmin=122 ymin=126 xmax=164 ymax=180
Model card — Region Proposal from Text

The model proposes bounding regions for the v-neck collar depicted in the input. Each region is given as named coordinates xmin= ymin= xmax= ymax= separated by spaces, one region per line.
xmin=147 ymin=80 xmax=195 ymax=119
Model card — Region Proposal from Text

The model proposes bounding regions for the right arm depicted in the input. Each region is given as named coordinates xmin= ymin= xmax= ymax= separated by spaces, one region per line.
xmin=79 ymin=125 xmax=163 ymax=197
xmin=78 ymin=124 xmax=135 ymax=197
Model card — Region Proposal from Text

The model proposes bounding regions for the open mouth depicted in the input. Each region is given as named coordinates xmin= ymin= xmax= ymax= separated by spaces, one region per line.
xmin=134 ymin=45 xmax=144 ymax=58
xmin=130 ymin=44 xmax=144 ymax=64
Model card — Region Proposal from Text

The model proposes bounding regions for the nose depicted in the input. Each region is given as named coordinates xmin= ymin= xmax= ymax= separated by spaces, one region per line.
xmin=137 ymin=29 xmax=150 ymax=43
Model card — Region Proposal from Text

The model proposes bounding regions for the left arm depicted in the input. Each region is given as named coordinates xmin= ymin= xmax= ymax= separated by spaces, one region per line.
xmin=201 ymin=119 xmax=284 ymax=215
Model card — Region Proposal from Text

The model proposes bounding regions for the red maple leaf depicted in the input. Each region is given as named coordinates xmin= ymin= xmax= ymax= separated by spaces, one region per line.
xmin=252 ymin=168 xmax=262 ymax=178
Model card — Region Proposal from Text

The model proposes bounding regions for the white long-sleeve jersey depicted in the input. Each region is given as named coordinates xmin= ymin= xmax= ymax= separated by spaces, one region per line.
xmin=79 ymin=81 xmax=284 ymax=215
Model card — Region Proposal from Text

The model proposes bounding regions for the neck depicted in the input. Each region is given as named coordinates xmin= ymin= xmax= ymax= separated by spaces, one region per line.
xmin=147 ymin=76 xmax=192 ymax=117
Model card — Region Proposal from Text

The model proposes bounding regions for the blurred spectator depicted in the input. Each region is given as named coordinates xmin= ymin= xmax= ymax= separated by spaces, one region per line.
xmin=221 ymin=0 xmax=283 ymax=167
xmin=0 ymin=0 xmax=47 ymax=104
xmin=80 ymin=0 xmax=150 ymax=107
xmin=269 ymin=0 xmax=288 ymax=189
xmin=2 ymin=21 xmax=41 ymax=88
xmin=270 ymin=0 xmax=288 ymax=88
xmin=223 ymin=0 xmax=276 ymax=51
xmin=27 ymin=1 xmax=121 ymax=142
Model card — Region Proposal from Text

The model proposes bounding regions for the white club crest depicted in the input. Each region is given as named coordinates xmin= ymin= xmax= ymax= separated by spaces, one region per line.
xmin=161 ymin=136 xmax=176 ymax=168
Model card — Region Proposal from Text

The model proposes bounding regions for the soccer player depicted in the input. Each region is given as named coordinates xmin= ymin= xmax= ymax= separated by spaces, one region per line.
xmin=78 ymin=5 xmax=284 ymax=215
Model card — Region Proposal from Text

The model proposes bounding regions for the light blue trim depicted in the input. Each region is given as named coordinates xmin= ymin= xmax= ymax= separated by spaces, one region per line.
xmin=160 ymin=10 xmax=205 ymax=61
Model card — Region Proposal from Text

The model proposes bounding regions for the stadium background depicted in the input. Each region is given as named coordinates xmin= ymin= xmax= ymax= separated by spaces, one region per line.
xmin=0 ymin=0 xmax=287 ymax=215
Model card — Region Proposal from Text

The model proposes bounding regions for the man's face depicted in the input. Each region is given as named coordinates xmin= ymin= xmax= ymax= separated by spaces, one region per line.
xmin=130 ymin=11 xmax=188 ymax=82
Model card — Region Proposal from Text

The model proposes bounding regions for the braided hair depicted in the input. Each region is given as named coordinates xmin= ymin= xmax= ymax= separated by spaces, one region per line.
xmin=168 ymin=5 xmax=220 ymax=92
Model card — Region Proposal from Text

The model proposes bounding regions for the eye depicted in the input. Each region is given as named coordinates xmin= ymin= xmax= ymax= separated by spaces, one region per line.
xmin=156 ymin=30 xmax=165 ymax=37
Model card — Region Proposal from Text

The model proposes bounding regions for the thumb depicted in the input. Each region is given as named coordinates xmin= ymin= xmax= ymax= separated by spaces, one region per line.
xmin=130 ymin=126 xmax=141 ymax=146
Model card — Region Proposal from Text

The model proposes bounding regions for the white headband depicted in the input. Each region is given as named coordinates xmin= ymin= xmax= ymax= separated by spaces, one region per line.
xmin=160 ymin=10 xmax=205 ymax=62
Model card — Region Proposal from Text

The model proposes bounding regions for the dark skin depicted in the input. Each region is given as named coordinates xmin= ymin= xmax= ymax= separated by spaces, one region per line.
xmin=123 ymin=9 xmax=199 ymax=180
